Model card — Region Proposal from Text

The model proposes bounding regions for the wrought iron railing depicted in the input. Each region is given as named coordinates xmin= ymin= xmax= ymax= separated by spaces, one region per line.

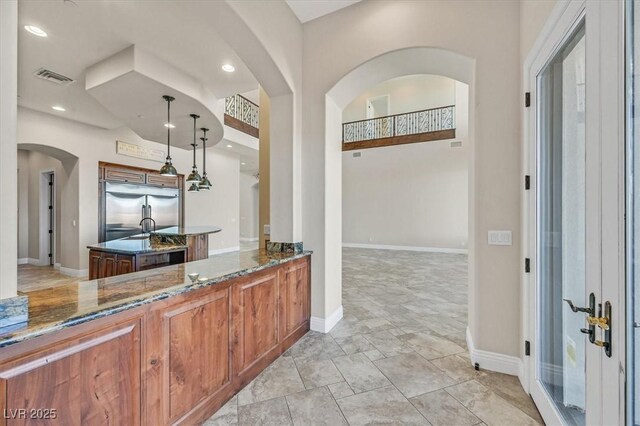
xmin=342 ymin=105 xmax=455 ymax=144
xmin=225 ymin=94 xmax=259 ymax=129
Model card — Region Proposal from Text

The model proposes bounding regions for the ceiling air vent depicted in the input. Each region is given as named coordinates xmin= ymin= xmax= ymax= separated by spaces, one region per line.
xmin=353 ymin=152 xmax=362 ymax=158
xmin=450 ymin=141 xmax=463 ymax=148
xmin=33 ymin=68 xmax=75 ymax=86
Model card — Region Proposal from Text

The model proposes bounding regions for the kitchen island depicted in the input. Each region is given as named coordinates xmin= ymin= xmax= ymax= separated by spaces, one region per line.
xmin=87 ymin=225 xmax=222 ymax=279
xmin=0 ymin=249 xmax=310 ymax=425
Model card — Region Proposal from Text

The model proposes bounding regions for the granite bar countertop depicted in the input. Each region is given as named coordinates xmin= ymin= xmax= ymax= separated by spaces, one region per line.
xmin=87 ymin=227 xmax=222 ymax=255
xmin=2 ymin=249 xmax=311 ymax=348
xmin=150 ymin=226 xmax=222 ymax=236
xmin=87 ymin=235 xmax=186 ymax=255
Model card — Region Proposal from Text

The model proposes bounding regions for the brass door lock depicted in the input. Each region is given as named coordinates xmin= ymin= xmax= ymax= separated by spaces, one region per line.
xmin=586 ymin=315 xmax=609 ymax=330
xmin=564 ymin=294 xmax=611 ymax=357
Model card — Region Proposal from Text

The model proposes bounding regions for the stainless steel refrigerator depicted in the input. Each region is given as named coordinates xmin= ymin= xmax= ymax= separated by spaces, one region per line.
xmin=103 ymin=182 xmax=180 ymax=241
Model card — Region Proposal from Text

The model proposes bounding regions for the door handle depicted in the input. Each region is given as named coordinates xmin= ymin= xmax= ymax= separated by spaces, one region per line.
xmin=563 ymin=297 xmax=594 ymax=314
xmin=564 ymin=293 xmax=596 ymax=343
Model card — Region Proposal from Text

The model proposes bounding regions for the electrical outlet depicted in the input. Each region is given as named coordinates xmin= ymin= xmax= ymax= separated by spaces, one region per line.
xmin=264 ymin=224 xmax=271 ymax=235
xmin=487 ymin=230 xmax=512 ymax=246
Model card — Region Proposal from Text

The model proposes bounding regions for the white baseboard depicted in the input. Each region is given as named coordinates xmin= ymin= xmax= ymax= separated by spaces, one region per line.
xmin=17 ymin=258 xmax=29 ymax=265
xmin=310 ymin=306 xmax=343 ymax=333
xmin=54 ymin=263 xmax=61 ymax=270
xmin=27 ymin=258 xmax=41 ymax=266
xmin=342 ymin=243 xmax=468 ymax=254
xmin=208 ymin=246 xmax=240 ymax=256
xmin=240 ymin=237 xmax=258 ymax=242
xmin=59 ymin=266 xmax=88 ymax=278
xmin=466 ymin=327 xmax=522 ymax=376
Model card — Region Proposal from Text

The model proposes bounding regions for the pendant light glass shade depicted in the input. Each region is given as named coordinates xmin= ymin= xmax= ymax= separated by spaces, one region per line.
xmin=186 ymin=114 xmax=201 ymax=187
xmin=199 ymin=128 xmax=212 ymax=190
xmin=188 ymin=182 xmax=200 ymax=192
xmin=160 ymin=95 xmax=178 ymax=177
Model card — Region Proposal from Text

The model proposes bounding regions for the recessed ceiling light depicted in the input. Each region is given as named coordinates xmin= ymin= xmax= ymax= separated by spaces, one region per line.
xmin=164 ymin=123 xmax=175 ymax=129
xmin=226 ymin=144 xmax=233 ymax=148
xmin=241 ymin=162 xmax=246 ymax=165
xmin=51 ymin=105 xmax=66 ymax=112
xmin=221 ymin=64 xmax=235 ymax=73
xmin=24 ymin=25 xmax=47 ymax=37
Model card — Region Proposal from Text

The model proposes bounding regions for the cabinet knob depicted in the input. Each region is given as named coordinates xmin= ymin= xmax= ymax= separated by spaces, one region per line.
xmin=150 ymin=358 xmax=158 ymax=366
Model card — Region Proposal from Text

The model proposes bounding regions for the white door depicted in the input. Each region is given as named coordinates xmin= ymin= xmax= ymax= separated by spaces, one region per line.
xmin=524 ymin=1 xmax=624 ymax=424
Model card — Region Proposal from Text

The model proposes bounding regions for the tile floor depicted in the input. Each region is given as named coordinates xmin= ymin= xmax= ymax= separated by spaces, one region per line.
xmin=204 ymin=248 xmax=543 ymax=426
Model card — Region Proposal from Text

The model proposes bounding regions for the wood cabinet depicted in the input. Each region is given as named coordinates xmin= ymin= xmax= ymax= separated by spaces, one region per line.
xmin=0 ymin=318 xmax=142 ymax=425
xmin=89 ymin=250 xmax=137 ymax=280
xmin=279 ymin=259 xmax=310 ymax=341
xmin=163 ymin=290 xmax=230 ymax=422
xmin=102 ymin=164 xmax=180 ymax=189
xmin=146 ymin=173 xmax=179 ymax=188
xmin=89 ymin=250 xmax=187 ymax=279
xmin=186 ymin=234 xmax=209 ymax=262
xmin=0 ymin=255 xmax=310 ymax=426
xmin=231 ymin=270 xmax=280 ymax=375
xmin=104 ymin=167 xmax=146 ymax=184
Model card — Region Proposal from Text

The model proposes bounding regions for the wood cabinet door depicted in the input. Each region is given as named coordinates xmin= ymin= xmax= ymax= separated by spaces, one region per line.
xmin=146 ymin=173 xmax=179 ymax=188
xmin=279 ymin=259 xmax=310 ymax=340
xmin=162 ymin=289 xmax=231 ymax=423
xmin=117 ymin=255 xmax=135 ymax=275
xmin=103 ymin=167 xmax=146 ymax=184
xmin=101 ymin=253 xmax=118 ymax=278
xmin=89 ymin=251 xmax=102 ymax=280
xmin=0 ymin=319 xmax=142 ymax=425
xmin=231 ymin=270 xmax=279 ymax=374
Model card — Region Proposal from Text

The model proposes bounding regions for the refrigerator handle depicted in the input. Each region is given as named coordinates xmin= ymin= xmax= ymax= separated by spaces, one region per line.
xmin=141 ymin=204 xmax=146 ymax=233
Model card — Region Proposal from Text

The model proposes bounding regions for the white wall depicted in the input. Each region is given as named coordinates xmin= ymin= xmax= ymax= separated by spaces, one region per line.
xmin=343 ymin=142 xmax=468 ymax=250
xmin=0 ymin=0 xmax=18 ymax=298
xmin=17 ymin=150 xmax=29 ymax=260
xmin=343 ymin=74 xmax=455 ymax=123
xmin=17 ymin=107 xmax=240 ymax=273
xmin=343 ymin=76 xmax=468 ymax=251
xmin=239 ymin=172 xmax=259 ymax=240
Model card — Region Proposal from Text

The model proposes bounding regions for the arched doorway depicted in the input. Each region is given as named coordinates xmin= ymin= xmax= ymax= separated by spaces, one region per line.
xmin=321 ymin=47 xmax=476 ymax=336
xmin=17 ymin=143 xmax=80 ymax=283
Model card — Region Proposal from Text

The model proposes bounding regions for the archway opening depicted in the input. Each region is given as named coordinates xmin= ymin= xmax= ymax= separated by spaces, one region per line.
xmin=322 ymin=47 xmax=476 ymax=340
xmin=17 ymin=143 xmax=80 ymax=289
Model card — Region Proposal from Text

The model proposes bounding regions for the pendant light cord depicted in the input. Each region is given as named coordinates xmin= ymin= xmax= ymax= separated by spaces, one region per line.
xmin=166 ymin=98 xmax=171 ymax=158
xmin=192 ymin=115 xmax=198 ymax=167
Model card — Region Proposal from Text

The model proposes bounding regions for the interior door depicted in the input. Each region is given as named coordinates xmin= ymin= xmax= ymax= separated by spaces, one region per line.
xmin=526 ymin=1 xmax=624 ymax=425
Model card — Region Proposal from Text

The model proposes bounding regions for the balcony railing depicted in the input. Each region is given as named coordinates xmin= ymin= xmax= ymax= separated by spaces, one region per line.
xmin=224 ymin=94 xmax=259 ymax=138
xmin=342 ymin=105 xmax=455 ymax=150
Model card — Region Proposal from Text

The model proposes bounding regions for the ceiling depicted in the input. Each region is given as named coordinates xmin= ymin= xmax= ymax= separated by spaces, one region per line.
xmin=18 ymin=0 xmax=259 ymax=131
xmin=285 ymin=0 xmax=361 ymax=23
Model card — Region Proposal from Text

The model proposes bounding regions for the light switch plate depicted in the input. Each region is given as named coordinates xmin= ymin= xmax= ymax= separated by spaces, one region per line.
xmin=264 ymin=224 xmax=271 ymax=235
xmin=488 ymin=230 xmax=512 ymax=246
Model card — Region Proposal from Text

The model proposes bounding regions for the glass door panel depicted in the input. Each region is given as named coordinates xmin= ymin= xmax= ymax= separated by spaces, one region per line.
xmin=537 ymin=22 xmax=586 ymax=426
xmin=628 ymin=2 xmax=640 ymax=424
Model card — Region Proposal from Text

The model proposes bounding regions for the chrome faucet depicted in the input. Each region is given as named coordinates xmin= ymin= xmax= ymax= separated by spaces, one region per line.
xmin=139 ymin=217 xmax=156 ymax=233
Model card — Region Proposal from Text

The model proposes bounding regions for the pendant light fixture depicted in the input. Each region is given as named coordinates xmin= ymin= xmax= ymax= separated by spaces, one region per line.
xmin=186 ymin=114 xmax=201 ymax=192
xmin=159 ymin=95 xmax=178 ymax=177
xmin=199 ymin=127 xmax=212 ymax=190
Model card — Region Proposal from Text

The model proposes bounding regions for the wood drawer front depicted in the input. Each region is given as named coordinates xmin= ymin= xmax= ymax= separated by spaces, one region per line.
xmin=279 ymin=260 xmax=310 ymax=340
xmin=104 ymin=167 xmax=146 ymax=184
xmin=146 ymin=173 xmax=179 ymax=188
xmin=231 ymin=271 xmax=279 ymax=374
xmin=0 ymin=320 xmax=142 ymax=426
xmin=138 ymin=253 xmax=170 ymax=268
xmin=163 ymin=290 xmax=230 ymax=423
